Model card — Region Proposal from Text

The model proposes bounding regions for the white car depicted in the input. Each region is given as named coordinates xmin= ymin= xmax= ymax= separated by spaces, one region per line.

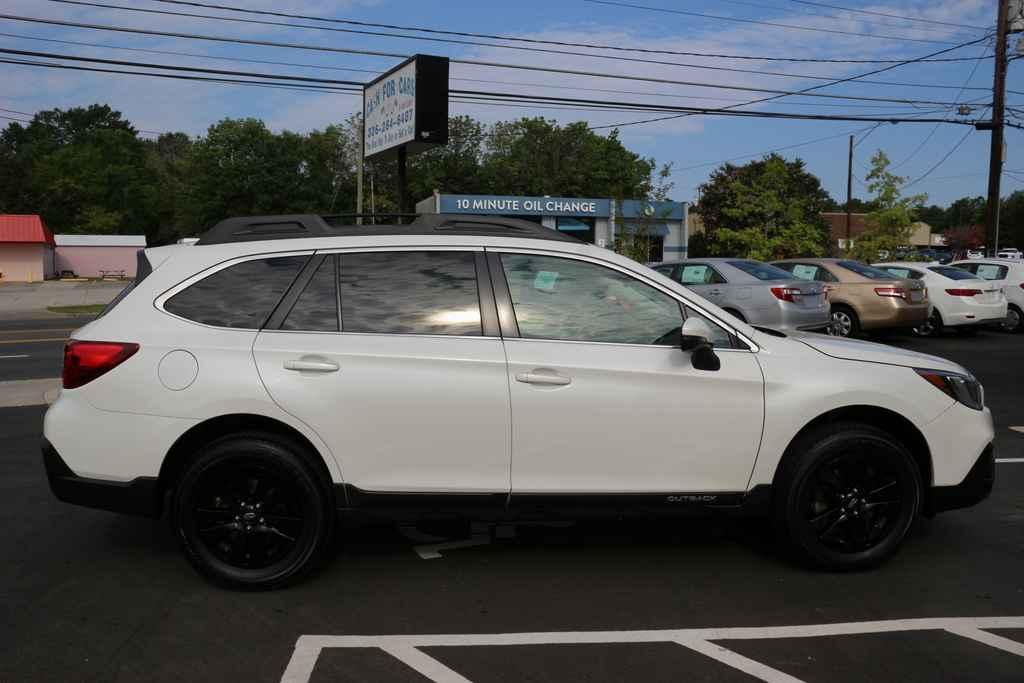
xmin=996 ymin=248 xmax=1022 ymax=260
xmin=874 ymin=262 xmax=1007 ymax=336
xmin=950 ymin=259 xmax=1024 ymax=333
xmin=44 ymin=214 xmax=995 ymax=588
xmin=966 ymin=249 xmax=985 ymax=260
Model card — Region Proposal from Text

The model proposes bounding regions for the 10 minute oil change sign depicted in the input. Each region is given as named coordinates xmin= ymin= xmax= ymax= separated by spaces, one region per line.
xmin=363 ymin=55 xmax=449 ymax=161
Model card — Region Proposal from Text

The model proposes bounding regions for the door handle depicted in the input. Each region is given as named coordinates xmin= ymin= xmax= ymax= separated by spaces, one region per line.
xmin=515 ymin=371 xmax=571 ymax=386
xmin=284 ymin=359 xmax=339 ymax=373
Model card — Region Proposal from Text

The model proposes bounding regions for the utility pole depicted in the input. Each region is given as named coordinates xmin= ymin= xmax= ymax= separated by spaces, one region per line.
xmin=845 ymin=135 xmax=854 ymax=249
xmin=356 ymin=116 xmax=364 ymax=225
xmin=985 ymin=0 xmax=1010 ymax=256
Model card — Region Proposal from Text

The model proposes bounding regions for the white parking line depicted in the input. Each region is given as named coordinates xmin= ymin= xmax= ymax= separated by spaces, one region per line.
xmin=1010 ymin=426 xmax=1024 ymax=434
xmin=280 ymin=616 xmax=1024 ymax=683
xmin=0 ymin=355 xmax=29 ymax=359
xmin=997 ymin=458 xmax=1024 ymax=463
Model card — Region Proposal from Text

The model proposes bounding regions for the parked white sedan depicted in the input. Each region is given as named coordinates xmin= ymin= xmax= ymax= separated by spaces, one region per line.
xmin=875 ymin=262 xmax=1007 ymax=336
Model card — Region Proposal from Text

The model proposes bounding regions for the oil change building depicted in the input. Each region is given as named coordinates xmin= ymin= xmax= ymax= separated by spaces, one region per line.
xmin=416 ymin=193 xmax=688 ymax=262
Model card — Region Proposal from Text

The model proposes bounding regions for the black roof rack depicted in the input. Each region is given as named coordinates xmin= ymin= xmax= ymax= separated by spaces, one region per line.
xmin=194 ymin=213 xmax=583 ymax=246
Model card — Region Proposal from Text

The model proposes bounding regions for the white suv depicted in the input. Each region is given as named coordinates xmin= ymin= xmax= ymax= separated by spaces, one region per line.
xmin=44 ymin=215 xmax=996 ymax=588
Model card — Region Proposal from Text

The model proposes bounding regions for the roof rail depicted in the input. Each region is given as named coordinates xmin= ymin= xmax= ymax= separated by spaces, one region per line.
xmin=194 ymin=213 xmax=583 ymax=245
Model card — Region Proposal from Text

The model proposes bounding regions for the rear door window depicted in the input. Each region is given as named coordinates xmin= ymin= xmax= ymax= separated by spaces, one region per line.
xmin=164 ymin=255 xmax=308 ymax=329
xmin=338 ymin=251 xmax=482 ymax=336
xmin=678 ymin=263 xmax=726 ymax=285
xmin=789 ymin=264 xmax=821 ymax=281
xmin=282 ymin=256 xmax=339 ymax=332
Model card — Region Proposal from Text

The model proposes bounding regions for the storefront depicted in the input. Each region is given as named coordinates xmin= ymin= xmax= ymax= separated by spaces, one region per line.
xmin=416 ymin=193 xmax=688 ymax=262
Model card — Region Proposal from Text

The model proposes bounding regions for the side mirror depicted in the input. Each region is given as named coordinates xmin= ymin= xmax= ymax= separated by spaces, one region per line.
xmin=680 ymin=317 xmax=721 ymax=371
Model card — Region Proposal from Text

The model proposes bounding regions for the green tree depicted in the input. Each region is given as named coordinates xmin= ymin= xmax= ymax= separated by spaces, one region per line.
xmin=999 ymin=190 xmax=1024 ymax=249
xmin=613 ymin=163 xmax=675 ymax=262
xmin=697 ymin=153 xmax=831 ymax=260
xmin=849 ymin=150 xmax=926 ymax=261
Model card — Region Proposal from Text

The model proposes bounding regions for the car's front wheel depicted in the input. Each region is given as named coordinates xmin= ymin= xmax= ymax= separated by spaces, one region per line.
xmin=775 ymin=423 xmax=922 ymax=570
xmin=172 ymin=433 xmax=334 ymax=589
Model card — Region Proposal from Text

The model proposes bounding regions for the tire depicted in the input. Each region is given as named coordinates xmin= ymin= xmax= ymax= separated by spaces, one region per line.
xmin=172 ymin=432 xmax=335 ymax=589
xmin=1003 ymin=304 xmax=1023 ymax=333
xmin=913 ymin=310 xmax=943 ymax=337
xmin=774 ymin=422 xmax=922 ymax=571
xmin=829 ymin=305 xmax=860 ymax=338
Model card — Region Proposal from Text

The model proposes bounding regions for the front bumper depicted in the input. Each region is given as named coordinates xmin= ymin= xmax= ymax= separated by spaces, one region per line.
xmin=42 ymin=438 xmax=161 ymax=517
xmin=927 ymin=443 xmax=995 ymax=515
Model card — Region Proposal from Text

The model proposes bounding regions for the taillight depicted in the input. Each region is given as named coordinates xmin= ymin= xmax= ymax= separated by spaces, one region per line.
xmin=945 ymin=288 xmax=981 ymax=296
xmin=771 ymin=286 xmax=801 ymax=302
xmin=874 ymin=286 xmax=906 ymax=299
xmin=62 ymin=341 xmax=139 ymax=389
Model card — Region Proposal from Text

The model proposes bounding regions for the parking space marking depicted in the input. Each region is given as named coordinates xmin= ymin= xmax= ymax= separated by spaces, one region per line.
xmin=281 ymin=616 xmax=1024 ymax=683
xmin=0 ymin=355 xmax=29 ymax=359
xmin=996 ymin=458 xmax=1024 ymax=463
xmin=0 ymin=337 xmax=66 ymax=345
xmin=1010 ymin=426 xmax=1024 ymax=434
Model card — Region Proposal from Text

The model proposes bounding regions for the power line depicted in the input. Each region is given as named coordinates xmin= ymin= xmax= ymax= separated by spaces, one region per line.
xmin=0 ymin=20 xmax=982 ymax=108
xmin=0 ymin=55 xmax=976 ymax=126
xmin=676 ymin=125 xmax=876 ymax=171
xmin=584 ymin=0 xmax=966 ymax=45
xmin=591 ymin=32 xmax=992 ymax=130
xmin=905 ymin=123 xmax=980 ymax=188
xmin=36 ymin=0 xmax=988 ymax=86
xmin=891 ymin=41 xmax=993 ymax=171
xmin=715 ymin=0 xmax=987 ymax=35
xmin=785 ymin=0 xmax=990 ymax=31
xmin=144 ymin=0 xmax=991 ymax=64
xmin=0 ymin=32 xmax=957 ymax=111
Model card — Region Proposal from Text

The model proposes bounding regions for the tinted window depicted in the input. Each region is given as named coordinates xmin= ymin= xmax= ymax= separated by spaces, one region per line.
xmin=678 ymin=263 xmax=726 ymax=285
xmin=282 ymin=256 xmax=338 ymax=331
xmin=929 ymin=266 xmax=976 ymax=281
xmin=727 ymin=260 xmax=794 ymax=281
xmin=876 ymin=266 xmax=925 ymax=278
xmin=652 ymin=264 xmax=676 ymax=277
xmin=837 ymin=260 xmax=899 ymax=280
xmin=165 ymin=255 xmax=307 ymax=328
xmin=338 ymin=251 xmax=481 ymax=336
xmin=500 ymin=253 xmax=683 ymax=345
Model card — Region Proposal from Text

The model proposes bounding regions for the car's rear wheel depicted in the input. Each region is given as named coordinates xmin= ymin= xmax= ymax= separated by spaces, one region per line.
xmin=829 ymin=305 xmax=860 ymax=337
xmin=775 ymin=423 xmax=922 ymax=570
xmin=172 ymin=433 xmax=334 ymax=589
xmin=1003 ymin=304 xmax=1022 ymax=333
xmin=913 ymin=310 xmax=943 ymax=337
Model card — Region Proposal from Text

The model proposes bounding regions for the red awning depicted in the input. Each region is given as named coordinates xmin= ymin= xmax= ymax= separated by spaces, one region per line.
xmin=0 ymin=215 xmax=56 ymax=246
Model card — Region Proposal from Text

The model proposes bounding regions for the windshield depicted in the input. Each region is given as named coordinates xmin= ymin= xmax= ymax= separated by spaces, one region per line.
xmin=837 ymin=260 xmax=901 ymax=280
xmin=929 ymin=266 xmax=977 ymax=281
xmin=727 ymin=260 xmax=794 ymax=281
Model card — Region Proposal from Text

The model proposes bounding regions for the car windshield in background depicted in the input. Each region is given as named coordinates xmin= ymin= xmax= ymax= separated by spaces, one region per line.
xmin=838 ymin=260 xmax=900 ymax=280
xmin=929 ymin=266 xmax=977 ymax=281
xmin=727 ymin=260 xmax=794 ymax=281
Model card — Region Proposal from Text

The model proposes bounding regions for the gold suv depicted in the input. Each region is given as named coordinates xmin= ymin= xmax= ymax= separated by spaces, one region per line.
xmin=771 ymin=258 xmax=929 ymax=337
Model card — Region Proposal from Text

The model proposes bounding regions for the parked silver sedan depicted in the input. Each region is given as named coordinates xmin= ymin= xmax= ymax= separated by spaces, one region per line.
xmin=651 ymin=258 xmax=831 ymax=332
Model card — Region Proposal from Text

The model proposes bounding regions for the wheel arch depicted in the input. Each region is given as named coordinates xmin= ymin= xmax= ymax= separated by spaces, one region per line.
xmin=773 ymin=405 xmax=933 ymax=491
xmin=158 ymin=413 xmax=338 ymax=510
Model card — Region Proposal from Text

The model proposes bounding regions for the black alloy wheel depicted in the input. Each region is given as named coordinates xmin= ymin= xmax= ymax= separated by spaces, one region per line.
xmin=777 ymin=423 xmax=921 ymax=570
xmin=913 ymin=310 xmax=943 ymax=337
xmin=173 ymin=434 xmax=333 ymax=589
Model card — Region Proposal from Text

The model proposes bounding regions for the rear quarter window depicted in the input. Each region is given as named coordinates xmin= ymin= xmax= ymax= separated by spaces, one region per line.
xmin=164 ymin=255 xmax=308 ymax=328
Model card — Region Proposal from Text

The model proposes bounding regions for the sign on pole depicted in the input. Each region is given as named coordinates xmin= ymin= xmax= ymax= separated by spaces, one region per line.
xmin=363 ymin=55 xmax=449 ymax=161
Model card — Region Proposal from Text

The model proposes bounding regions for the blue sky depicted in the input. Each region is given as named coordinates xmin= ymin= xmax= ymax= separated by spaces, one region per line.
xmin=1 ymin=0 xmax=1020 ymax=207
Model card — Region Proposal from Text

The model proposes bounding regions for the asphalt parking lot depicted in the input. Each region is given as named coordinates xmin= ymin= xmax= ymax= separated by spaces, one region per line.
xmin=1 ymin=321 xmax=1022 ymax=682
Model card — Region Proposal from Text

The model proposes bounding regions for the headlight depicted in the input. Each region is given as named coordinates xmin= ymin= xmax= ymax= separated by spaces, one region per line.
xmin=915 ymin=369 xmax=984 ymax=411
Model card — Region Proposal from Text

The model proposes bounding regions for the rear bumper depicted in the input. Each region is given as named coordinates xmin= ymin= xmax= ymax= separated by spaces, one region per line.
xmin=860 ymin=302 xmax=930 ymax=330
xmin=928 ymin=443 xmax=995 ymax=515
xmin=42 ymin=438 xmax=161 ymax=517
